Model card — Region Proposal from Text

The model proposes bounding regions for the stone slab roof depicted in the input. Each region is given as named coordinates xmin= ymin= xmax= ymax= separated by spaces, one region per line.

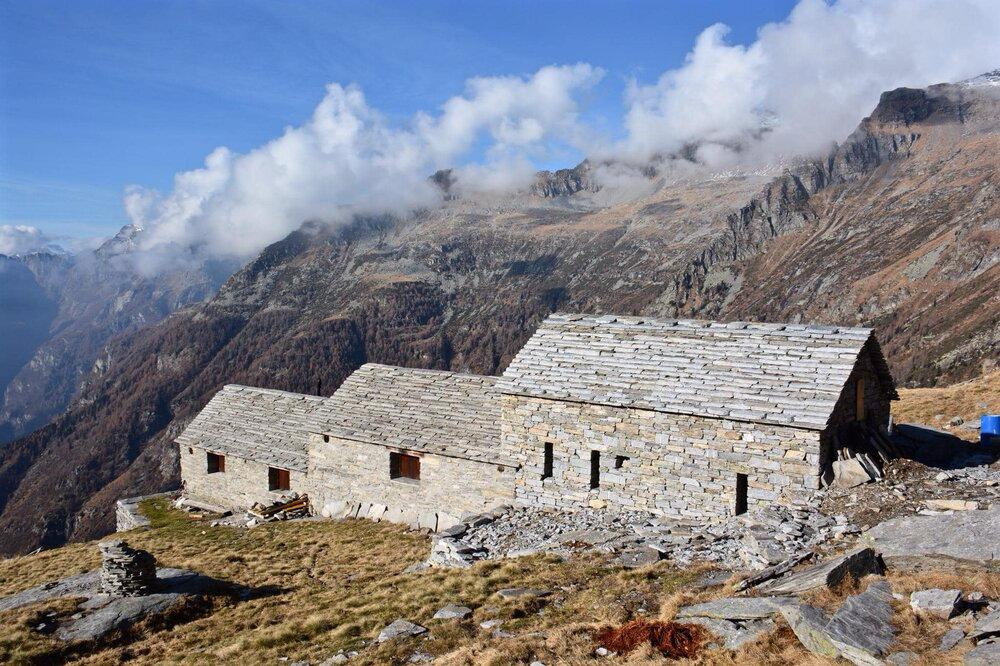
xmin=498 ymin=313 xmax=896 ymax=430
xmin=176 ymin=385 xmax=326 ymax=471
xmin=311 ymin=364 xmax=510 ymax=466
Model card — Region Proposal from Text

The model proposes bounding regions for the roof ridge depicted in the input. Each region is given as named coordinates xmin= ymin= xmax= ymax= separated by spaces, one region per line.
xmin=547 ymin=312 xmax=873 ymax=336
xmin=222 ymin=384 xmax=327 ymax=401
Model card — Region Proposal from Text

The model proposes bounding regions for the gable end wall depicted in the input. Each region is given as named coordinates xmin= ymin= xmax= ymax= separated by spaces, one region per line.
xmin=179 ymin=445 xmax=308 ymax=509
xmin=502 ymin=394 xmax=822 ymax=519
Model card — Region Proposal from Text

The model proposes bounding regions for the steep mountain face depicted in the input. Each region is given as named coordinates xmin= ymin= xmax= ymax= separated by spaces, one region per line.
xmin=0 ymin=256 xmax=60 ymax=426
xmin=0 ymin=228 xmax=229 ymax=444
xmin=0 ymin=79 xmax=996 ymax=555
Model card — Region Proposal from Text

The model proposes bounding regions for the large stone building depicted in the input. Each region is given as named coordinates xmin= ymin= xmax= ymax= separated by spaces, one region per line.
xmin=497 ymin=314 xmax=896 ymax=518
xmin=176 ymin=313 xmax=896 ymax=525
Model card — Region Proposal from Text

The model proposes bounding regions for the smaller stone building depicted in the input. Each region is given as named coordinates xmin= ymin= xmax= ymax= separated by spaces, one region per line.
xmin=306 ymin=364 xmax=516 ymax=525
xmin=177 ymin=385 xmax=325 ymax=509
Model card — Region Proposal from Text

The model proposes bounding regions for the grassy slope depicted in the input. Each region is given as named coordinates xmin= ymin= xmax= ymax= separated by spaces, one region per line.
xmin=1 ymin=500 xmax=997 ymax=665
xmin=893 ymin=370 xmax=1000 ymax=441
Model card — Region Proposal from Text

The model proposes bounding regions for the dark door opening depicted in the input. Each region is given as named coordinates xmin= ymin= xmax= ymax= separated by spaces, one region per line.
xmin=206 ymin=452 xmax=225 ymax=474
xmin=542 ymin=442 xmax=553 ymax=479
xmin=735 ymin=473 xmax=748 ymax=515
xmin=590 ymin=450 xmax=600 ymax=489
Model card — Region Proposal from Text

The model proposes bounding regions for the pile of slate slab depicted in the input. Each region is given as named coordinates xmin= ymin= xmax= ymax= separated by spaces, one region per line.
xmin=98 ymin=539 xmax=158 ymax=596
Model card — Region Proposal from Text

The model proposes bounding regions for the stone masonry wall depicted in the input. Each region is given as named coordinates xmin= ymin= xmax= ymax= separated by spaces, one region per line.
xmin=306 ymin=435 xmax=515 ymax=522
xmin=502 ymin=394 xmax=822 ymax=519
xmin=179 ymin=445 xmax=307 ymax=509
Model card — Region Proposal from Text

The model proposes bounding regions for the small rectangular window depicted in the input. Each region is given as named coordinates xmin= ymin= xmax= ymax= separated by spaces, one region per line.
xmin=735 ymin=473 xmax=748 ymax=515
xmin=206 ymin=452 xmax=225 ymax=474
xmin=590 ymin=450 xmax=600 ymax=489
xmin=614 ymin=455 xmax=629 ymax=469
xmin=855 ymin=378 xmax=866 ymax=421
xmin=268 ymin=467 xmax=290 ymax=491
xmin=390 ymin=452 xmax=420 ymax=481
xmin=542 ymin=442 xmax=554 ymax=480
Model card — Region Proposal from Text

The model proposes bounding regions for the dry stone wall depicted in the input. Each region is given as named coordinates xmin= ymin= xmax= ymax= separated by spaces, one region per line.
xmin=179 ymin=445 xmax=307 ymax=509
xmin=306 ymin=434 xmax=515 ymax=522
xmin=502 ymin=394 xmax=822 ymax=519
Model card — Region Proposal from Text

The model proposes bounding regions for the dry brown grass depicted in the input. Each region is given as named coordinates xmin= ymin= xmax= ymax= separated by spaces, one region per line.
xmin=1 ymin=500 xmax=996 ymax=665
xmin=894 ymin=370 xmax=999 ymax=440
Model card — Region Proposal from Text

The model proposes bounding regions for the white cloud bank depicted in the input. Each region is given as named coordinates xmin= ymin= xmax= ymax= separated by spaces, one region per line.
xmin=0 ymin=225 xmax=63 ymax=256
xmin=126 ymin=64 xmax=602 ymax=272
xmin=124 ymin=0 xmax=1000 ymax=271
xmin=614 ymin=0 xmax=1000 ymax=166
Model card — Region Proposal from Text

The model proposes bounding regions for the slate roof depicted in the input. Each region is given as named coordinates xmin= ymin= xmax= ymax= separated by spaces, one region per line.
xmin=310 ymin=364 xmax=511 ymax=466
xmin=176 ymin=385 xmax=326 ymax=471
xmin=498 ymin=313 xmax=896 ymax=431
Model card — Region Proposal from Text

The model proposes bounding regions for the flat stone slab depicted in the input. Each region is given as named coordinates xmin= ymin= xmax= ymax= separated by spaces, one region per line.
xmin=776 ymin=579 xmax=895 ymax=666
xmin=757 ymin=548 xmax=883 ymax=595
xmin=0 ymin=567 xmax=228 ymax=643
xmin=433 ymin=603 xmax=472 ymax=620
xmin=496 ymin=588 xmax=550 ymax=600
xmin=684 ymin=616 xmax=775 ymax=650
xmin=939 ymin=627 xmax=965 ymax=651
xmin=965 ymin=641 xmax=1000 ymax=666
xmin=910 ymin=588 xmax=962 ymax=619
xmin=969 ymin=609 xmax=1000 ymax=641
xmin=862 ymin=508 xmax=1000 ymax=567
xmin=677 ymin=596 xmax=792 ymax=621
xmin=376 ymin=619 xmax=427 ymax=643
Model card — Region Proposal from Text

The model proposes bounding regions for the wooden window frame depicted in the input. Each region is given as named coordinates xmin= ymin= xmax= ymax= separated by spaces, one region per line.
xmin=390 ymin=451 xmax=421 ymax=482
xmin=268 ymin=466 xmax=290 ymax=491
xmin=206 ymin=452 xmax=225 ymax=474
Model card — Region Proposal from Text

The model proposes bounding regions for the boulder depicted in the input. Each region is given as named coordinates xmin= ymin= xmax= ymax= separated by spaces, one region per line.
xmin=433 ymin=603 xmax=473 ymax=620
xmin=886 ymin=652 xmax=918 ymax=665
xmin=940 ymin=628 xmax=965 ymax=651
xmin=757 ymin=548 xmax=884 ymax=595
xmin=822 ymin=580 xmax=896 ymax=666
xmin=776 ymin=580 xmax=896 ymax=666
xmin=969 ymin=609 xmax=1000 ymax=642
xmin=376 ymin=619 xmax=427 ymax=643
xmin=435 ymin=513 xmax=462 ymax=532
xmin=367 ymin=504 xmax=388 ymax=522
xmin=832 ymin=458 xmax=875 ymax=488
xmin=965 ymin=641 xmax=1000 ymax=666
xmin=862 ymin=508 xmax=1000 ymax=568
xmin=909 ymin=588 xmax=962 ymax=619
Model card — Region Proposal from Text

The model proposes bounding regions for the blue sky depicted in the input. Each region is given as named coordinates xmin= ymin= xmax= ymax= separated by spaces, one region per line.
xmin=0 ymin=0 xmax=798 ymax=240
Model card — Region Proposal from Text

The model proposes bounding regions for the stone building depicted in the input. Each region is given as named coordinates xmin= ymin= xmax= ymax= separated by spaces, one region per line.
xmin=177 ymin=385 xmax=325 ymax=509
xmin=497 ymin=314 xmax=896 ymax=519
xmin=306 ymin=364 xmax=516 ymax=527
xmin=175 ymin=313 xmax=895 ymax=525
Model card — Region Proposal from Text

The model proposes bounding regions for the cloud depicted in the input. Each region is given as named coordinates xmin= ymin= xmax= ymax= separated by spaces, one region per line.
xmin=0 ymin=225 xmax=64 ymax=256
xmin=126 ymin=64 xmax=602 ymax=273
xmin=613 ymin=0 xmax=1000 ymax=166
xmin=122 ymin=0 xmax=1000 ymax=273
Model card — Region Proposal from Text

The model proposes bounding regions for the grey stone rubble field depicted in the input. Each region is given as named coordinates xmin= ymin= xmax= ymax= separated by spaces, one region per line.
xmin=426 ymin=500 xmax=858 ymax=570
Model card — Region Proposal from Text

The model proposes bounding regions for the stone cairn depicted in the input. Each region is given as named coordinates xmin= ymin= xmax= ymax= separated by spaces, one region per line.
xmin=98 ymin=539 xmax=157 ymax=597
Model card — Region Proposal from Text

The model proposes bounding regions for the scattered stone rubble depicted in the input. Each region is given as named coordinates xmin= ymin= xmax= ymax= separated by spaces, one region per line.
xmin=98 ymin=539 xmax=157 ymax=596
xmin=426 ymin=500 xmax=859 ymax=570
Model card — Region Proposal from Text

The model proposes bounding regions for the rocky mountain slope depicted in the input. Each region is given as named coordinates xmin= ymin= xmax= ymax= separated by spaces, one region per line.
xmin=0 ymin=78 xmax=996 ymax=555
xmin=0 ymin=228 xmax=230 ymax=444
